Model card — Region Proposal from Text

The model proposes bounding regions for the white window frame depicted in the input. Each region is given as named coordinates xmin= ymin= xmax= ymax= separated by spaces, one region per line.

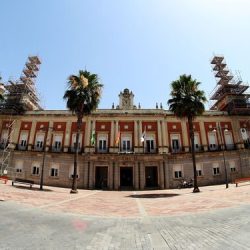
xmin=229 ymin=160 xmax=236 ymax=173
xmin=196 ymin=163 xmax=203 ymax=177
xmin=15 ymin=160 xmax=23 ymax=173
xmin=32 ymin=164 xmax=40 ymax=176
xmin=145 ymin=134 xmax=156 ymax=153
xmin=208 ymin=132 xmax=218 ymax=150
xmin=97 ymin=134 xmax=108 ymax=152
xmin=170 ymin=134 xmax=181 ymax=153
xmin=194 ymin=133 xmax=200 ymax=151
xmin=19 ymin=131 xmax=28 ymax=147
xmin=50 ymin=164 xmax=59 ymax=177
xmin=213 ymin=162 xmax=220 ymax=175
xmin=121 ymin=134 xmax=132 ymax=152
xmin=173 ymin=164 xmax=183 ymax=179
xmin=35 ymin=133 xmax=45 ymax=149
xmin=53 ymin=134 xmax=63 ymax=150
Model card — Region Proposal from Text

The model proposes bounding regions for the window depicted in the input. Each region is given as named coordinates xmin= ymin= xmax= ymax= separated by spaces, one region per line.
xmin=50 ymin=167 xmax=59 ymax=177
xmin=173 ymin=164 xmax=182 ymax=179
xmin=53 ymin=134 xmax=62 ymax=152
xmin=98 ymin=135 xmax=108 ymax=152
xmin=208 ymin=132 xmax=217 ymax=150
xmin=213 ymin=163 xmax=220 ymax=175
xmin=224 ymin=131 xmax=234 ymax=149
xmin=194 ymin=133 xmax=200 ymax=151
xmin=35 ymin=134 xmax=44 ymax=149
xmin=145 ymin=135 xmax=155 ymax=153
xmin=196 ymin=163 xmax=203 ymax=176
xmin=121 ymin=135 xmax=132 ymax=152
xmin=170 ymin=134 xmax=181 ymax=152
xmin=19 ymin=131 xmax=28 ymax=149
xmin=32 ymin=166 xmax=40 ymax=175
xmin=229 ymin=161 xmax=236 ymax=173
xmin=15 ymin=160 xmax=23 ymax=173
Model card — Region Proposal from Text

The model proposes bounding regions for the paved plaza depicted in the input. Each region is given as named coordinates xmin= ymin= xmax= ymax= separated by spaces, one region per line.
xmin=1 ymin=182 xmax=250 ymax=249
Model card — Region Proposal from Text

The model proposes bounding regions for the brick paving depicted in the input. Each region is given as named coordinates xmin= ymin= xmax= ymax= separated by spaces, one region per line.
xmin=1 ymin=182 xmax=250 ymax=249
xmin=1 ymin=182 xmax=250 ymax=217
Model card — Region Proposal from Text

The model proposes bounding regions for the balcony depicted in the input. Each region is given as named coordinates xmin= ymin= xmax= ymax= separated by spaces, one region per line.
xmin=144 ymin=148 xmax=158 ymax=154
xmin=51 ymin=146 xmax=62 ymax=153
xmin=33 ymin=146 xmax=44 ymax=152
xmin=194 ymin=146 xmax=204 ymax=152
xmin=0 ymin=142 xmax=8 ymax=150
xmin=96 ymin=147 xmax=109 ymax=153
xmin=17 ymin=144 xmax=28 ymax=151
xmin=169 ymin=146 xmax=184 ymax=154
xmin=70 ymin=146 xmax=83 ymax=153
xmin=225 ymin=144 xmax=236 ymax=150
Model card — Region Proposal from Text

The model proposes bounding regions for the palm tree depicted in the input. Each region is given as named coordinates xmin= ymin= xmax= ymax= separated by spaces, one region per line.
xmin=168 ymin=74 xmax=206 ymax=193
xmin=64 ymin=70 xmax=103 ymax=193
xmin=0 ymin=76 xmax=5 ymax=102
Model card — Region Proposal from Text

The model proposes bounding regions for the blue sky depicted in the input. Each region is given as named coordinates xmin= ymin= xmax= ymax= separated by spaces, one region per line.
xmin=1 ymin=0 xmax=250 ymax=110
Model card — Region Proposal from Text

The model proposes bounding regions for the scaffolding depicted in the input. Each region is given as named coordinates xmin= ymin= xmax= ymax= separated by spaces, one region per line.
xmin=0 ymin=120 xmax=16 ymax=177
xmin=0 ymin=56 xmax=42 ymax=115
xmin=210 ymin=55 xmax=250 ymax=115
xmin=0 ymin=56 xmax=42 ymax=178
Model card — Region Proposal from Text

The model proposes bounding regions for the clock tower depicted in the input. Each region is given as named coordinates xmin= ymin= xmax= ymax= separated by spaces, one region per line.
xmin=118 ymin=88 xmax=135 ymax=110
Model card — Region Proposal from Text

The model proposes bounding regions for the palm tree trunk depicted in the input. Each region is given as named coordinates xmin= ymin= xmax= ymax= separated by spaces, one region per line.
xmin=188 ymin=117 xmax=200 ymax=193
xmin=70 ymin=115 xmax=82 ymax=193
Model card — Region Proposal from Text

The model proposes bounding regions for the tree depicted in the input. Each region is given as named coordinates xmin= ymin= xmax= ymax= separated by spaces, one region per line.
xmin=0 ymin=76 xmax=5 ymax=102
xmin=63 ymin=70 xmax=103 ymax=193
xmin=168 ymin=74 xmax=207 ymax=193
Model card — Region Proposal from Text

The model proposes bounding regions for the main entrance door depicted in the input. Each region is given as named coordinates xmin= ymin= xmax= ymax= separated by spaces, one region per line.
xmin=95 ymin=166 xmax=108 ymax=189
xmin=145 ymin=166 xmax=158 ymax=188
xmin=120 ymin=167 xmax=133 ymax=188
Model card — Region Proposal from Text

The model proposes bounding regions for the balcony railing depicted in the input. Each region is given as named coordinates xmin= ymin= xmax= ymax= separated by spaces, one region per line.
xmin=96 ymin=148 xmax=109 ymax=153
xmin=51 ymin=146 xmax=62 ymax=153
xmin=169 ymin=147 xmax=184 ymax=154
xmin=33 ymin=146 xmax=44 ymax=151
xmin=225 ymin=144 xmax=236 ymax=150
xmin=144 ymin=148 xmax=158 ymax=154
xmin=70 ymin=146 xmax=82 ymax=153
xmin=17 ymin=144 xmax=28 ymax=151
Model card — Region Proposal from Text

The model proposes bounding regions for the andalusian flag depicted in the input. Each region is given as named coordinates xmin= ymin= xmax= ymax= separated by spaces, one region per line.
xmin=90 ymin=130 xmax=96 ymax=146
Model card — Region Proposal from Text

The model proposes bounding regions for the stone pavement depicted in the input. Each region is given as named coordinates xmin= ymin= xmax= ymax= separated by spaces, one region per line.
xmin=1 ymin=182 xmax=250 ymax=249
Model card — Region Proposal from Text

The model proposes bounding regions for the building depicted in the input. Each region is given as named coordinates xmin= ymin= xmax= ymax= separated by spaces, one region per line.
xmin=0 ymin=56 xmax=250 ymax=190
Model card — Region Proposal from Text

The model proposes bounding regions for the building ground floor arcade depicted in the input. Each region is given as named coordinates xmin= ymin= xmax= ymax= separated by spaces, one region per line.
xmin=8 ymin=149 xmax=250 ymax=190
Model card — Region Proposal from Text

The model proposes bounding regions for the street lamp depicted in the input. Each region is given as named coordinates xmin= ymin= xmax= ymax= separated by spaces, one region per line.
xmin=213 ymin=125 xmax=229 ymax=189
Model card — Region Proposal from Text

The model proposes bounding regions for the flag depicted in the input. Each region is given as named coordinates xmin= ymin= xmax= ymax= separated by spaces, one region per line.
xmin=115 ymin=131 xmax=120 ymax=145
xmin=90 ymin=130 xmax=95 ymax=146
xmin=140 ymin=128 xmax=146 ymax=142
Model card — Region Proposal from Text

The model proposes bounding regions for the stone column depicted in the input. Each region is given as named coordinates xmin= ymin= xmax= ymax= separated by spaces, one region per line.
xmin=110 ymin=121 xmax=115 ymax=148
xmin=138 ymin=120 xmax=143 ymax=153
xmin=134 ymin=161 xmax=139 ymax=189
xmin=164 ymin=160 xmax=170 ymax=188
xmin=157 ymin=120 xmax=162 ymax=153
xmin=140 ymin=161 xmax=145 ymax=190
xmin=83 ymin=161 xmax=89 ymax=189
xmin=134 ymin=120 xmax=138 ymax=153
xmin=162 ymin=121 xmax=168 ymax=153
xmin=114 ymin=161 xmax=119 ymax=190
xmin=28 ymin=121 xmax=37 ymax=150
xmin=200 ymin=121 xmax=208 ymax=151
xmin=108 ymin=161 xmax=113 ymax=190
xmin=158 ymin=162 xmax=164 ymax=189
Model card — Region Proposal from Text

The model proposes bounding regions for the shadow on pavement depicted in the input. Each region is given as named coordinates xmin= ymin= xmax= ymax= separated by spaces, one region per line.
xmin=127 ymin=193 xmax=180 ymax=199
xmin=12 ymin=185 xmax=53 ymax=192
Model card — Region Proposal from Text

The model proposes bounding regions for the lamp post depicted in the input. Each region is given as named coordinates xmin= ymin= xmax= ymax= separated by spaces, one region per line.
xmin=213 ymin=125 xmax=229 ymax=189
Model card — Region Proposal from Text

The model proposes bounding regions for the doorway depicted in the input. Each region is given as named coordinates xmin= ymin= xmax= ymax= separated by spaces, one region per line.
xmin=145 ymin=166 xmax=158 ymax=188
xmin=120 ymin=167 xmax=133 ymax=187
xmin=95 ymin=166 xmax=108 ymax=189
